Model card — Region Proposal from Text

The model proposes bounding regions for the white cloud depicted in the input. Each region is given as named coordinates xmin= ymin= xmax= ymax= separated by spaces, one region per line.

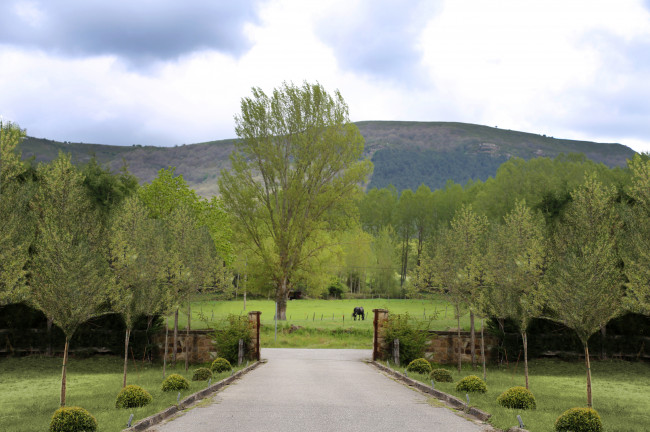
xmin=0 ymin=0 xmax=649 ymax=152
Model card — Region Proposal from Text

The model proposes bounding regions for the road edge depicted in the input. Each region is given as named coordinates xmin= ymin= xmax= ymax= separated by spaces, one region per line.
xmin=122 ymin=360 xmax=266 ymax=432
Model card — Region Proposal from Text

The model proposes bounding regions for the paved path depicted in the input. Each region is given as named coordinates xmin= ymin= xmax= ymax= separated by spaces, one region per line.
xmin=150 ymin=349 xmax=491 ymax=432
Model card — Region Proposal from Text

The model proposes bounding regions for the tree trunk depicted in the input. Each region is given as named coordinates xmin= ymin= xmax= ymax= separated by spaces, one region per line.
xmin=47 ymin=318 xmax=53 ymax=357
xmin=523 ymin=331 xmax=529 ymax=390
xmin=185 ymin=301 xmax=190 ymax=372
xmin=163 ymin=320 xmax=168 ymax=379
xmin=600 ymin=325 xmax=607 ymax=360
xmin=585 ymin=343 xmax=593 ymax=407
xmin=276 ymin=277 xmax=289 ymax=320
xmin=457 ymin=306 xmax=462 ymax=373
xmin=498 ymin=318 xmax=505 ymax=365
xmin=122 ymin=328 xmax=130 ymax=388
xmin=481 ymin=319 xmax=486 ymax=381
xmin=470 ymin=311 xmax=476 ymax=369
xmin=188 ymin=300 xmax=191 ymax=331
xmin=60 ymin=337 xmax=69 ymax=407
xmin=172 ymin=308 xmax=178 ymax=365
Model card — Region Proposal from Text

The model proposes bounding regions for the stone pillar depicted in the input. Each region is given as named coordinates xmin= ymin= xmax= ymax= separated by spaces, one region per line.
xmin=373 ymin=309 xmax=389 ymax=361
xmin=248 ymin=311 xmax=261 ymax=361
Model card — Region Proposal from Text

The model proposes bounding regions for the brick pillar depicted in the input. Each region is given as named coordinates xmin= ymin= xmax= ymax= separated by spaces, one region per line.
xmin=248 ymin=311 xmax=261 ymax=361
xmin=373 ymin=309 xmax=389 ymax=361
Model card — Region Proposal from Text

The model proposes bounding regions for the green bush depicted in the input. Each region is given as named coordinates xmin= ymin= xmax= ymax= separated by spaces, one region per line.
xmin=430 ymin=368 xmax=453 ymax=382
xmin=496 ymin=386 xmax=536 ymax=410
xmin=456 ymin=375 xmax=487 ymax=393
xmin=115 ymin=385 xmax=152 ymax=408
xmin=406 ymin=358 xmax=432 ymax=375
xmin=380 ymin=313 xmax=428 ymax=365
xmin=555 ymin=407 xmax=603 ymax=432
xmin=192 ymin=367 xmax=213 ymax=381
xmin=211 ymin=315 xmax=252 ymax=364
xmin=211 ymin=357 xmax=232 ymax=373
xmin=49 ymin=406 xmax=97 ymax=432
xmin=161 ymin=374 xmax=190 ymax=392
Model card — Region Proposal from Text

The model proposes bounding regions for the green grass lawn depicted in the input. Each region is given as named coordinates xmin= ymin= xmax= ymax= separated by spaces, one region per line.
xmin=176 ymin=297 xmax=471 ymax=331
xmin=0 ymin=356 xmax=240 ymax=432
xmin=393 ymin=358 xmax=650 ymax=432
xmin=173 ymin=298 xmax=472 ymax=349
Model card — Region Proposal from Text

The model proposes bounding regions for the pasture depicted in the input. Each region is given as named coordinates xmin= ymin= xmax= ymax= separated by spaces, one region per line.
xmin=170 ymin=297 xmax=473 ymax=349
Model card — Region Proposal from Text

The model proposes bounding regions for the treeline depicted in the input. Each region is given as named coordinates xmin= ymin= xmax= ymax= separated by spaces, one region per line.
xmin=0 ymin=121 xmax=233 ymax=404
xmin=351 ymin=152 xmax=650 ymax=407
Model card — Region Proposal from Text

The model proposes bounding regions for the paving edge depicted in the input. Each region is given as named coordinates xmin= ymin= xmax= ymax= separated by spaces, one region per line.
xmin=122 ymin=360 xmax=266 ymax=432
xmin=371 ymin=361 xmax=530 ymax=432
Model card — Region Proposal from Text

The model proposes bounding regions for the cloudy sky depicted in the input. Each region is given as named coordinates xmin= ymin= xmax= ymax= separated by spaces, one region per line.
xmin=1 ymin=0 xmax=649 ymax=152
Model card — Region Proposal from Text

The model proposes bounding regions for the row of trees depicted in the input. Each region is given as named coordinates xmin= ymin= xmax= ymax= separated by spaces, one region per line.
xmin=409 ymin=157 xmax=650 ymax=407
xmin=0 ymin=120 xmax=232 ymax=405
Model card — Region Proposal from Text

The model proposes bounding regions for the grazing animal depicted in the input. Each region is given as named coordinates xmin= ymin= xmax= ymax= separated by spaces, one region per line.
xmin=352 ymin=307 xmax=365 ymax=321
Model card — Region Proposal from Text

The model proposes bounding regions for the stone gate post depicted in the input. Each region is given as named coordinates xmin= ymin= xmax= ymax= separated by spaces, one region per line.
xmin=248 ymin=311 xmax=261 ymax=361
xmin=373 ymin=309 xmax=389 ymax=361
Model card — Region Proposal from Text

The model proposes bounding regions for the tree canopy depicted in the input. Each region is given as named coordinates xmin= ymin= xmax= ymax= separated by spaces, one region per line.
xmin=219 ymin=81 xmax=373 ymax=318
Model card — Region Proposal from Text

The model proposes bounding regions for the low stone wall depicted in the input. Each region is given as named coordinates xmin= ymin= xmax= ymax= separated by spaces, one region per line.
xmin=425 ymin=331 xmax=498 ymax=364
xmin=154 ymin=330 xmax=216 ymax=364
xmin=154 ymin=311 xmax=262 ymax=365
xmin=372 ymin=309 xmax=498 ymax=364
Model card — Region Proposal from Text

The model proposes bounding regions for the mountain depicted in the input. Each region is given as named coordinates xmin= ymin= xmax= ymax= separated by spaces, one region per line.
xmin=18 ymin=121 xmax=636 ymax=196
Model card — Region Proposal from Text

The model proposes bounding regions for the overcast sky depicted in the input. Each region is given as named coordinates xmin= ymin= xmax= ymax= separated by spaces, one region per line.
xmin=1 ymin=0 xmax=649 ymax=152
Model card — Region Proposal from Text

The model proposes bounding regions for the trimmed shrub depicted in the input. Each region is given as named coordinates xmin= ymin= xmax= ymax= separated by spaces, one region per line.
xmin=161 ymin=374 xmax=190 ymax=392
xmin=430 ymin=368 xmax=453 ymax=382
xmin=115 ymin=385 xmax=152 ymax=408
xmin=497 ymin=386 xmax=536 ymax=410
xmin=380 ymin=313 xmax=428 ymax=365
xmin=49 ymin=406 xmax=97 ymax=432
xmin=192 ymin=367 xmax=213 ymax=381
xmin=455 ymin=375 xmax=487 ymax=393
xmin=406 ymin=358 xmax=432 ymax=375
xmin=555 ymin=407 xmax=603 ymax=432
xmin=211 ymin=315 xmax=252 ymax=364
xmin=211 ymin=357 xmax=232 ymax=373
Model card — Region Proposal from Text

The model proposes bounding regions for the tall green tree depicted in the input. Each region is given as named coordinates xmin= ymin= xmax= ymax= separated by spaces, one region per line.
xmin=219 ymin=81 xmax=372 ymax=319
xmin=544 ymin=175 xmax=623 ymax=407
xmin=109 ymin=195 xmax=169 ymax=387
xmin=412 ymin=184 xmax=434 ymax=266
xmin=30 ymin=153 xmax=110 ymax=406
xmin=0 ymin=120 xmax=32 ymax=305
xmin=358 ymin=186 xmax=398 ymax=235
xmin=371 ymin=226 xmax=399 ymax=297
xmin=449 ymin=205 xmax=488 ymax=370
xmin=485 ymin=200 xmax=545 ymax=388
xmin=394 ymin=189 xmax=416 ymax=290
xmin=622 ymin=154 xmax=650 ymax=315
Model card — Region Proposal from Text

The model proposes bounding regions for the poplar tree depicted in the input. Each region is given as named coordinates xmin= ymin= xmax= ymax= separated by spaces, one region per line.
xmin=622 ymin=154 xmax=650 ymax=315
xmin=449 ymin=205 xmax=488 ymax=370
xmin=0 ymin=120 xmax=31 ymax=305
xmin=485 ymin=200 xmax=545 ymax=388
xmin=219 ymin=81 xmax=372 ymax=319
xmin=109 ymin=195 xmax=169 ymax=387
xmin=30 ymin=153 xmax=110 ymax=406
xmin=544 ymin=175 xmax=623 ymax=407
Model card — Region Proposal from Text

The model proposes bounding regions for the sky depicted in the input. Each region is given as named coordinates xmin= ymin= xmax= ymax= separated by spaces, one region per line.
xmin=1 ymin=0 xmax=650 ymax=152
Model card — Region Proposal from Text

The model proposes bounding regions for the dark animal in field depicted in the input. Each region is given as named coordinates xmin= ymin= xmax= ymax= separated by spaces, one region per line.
xmin=352 ymin=307 xmax=365 ymax=321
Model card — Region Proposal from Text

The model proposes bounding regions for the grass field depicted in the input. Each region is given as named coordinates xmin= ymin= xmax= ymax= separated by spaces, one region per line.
xmin=392 ymin=358 xmax=650 ymax=432
xmin=0 ymin=356 xmax=240 ymax=432
xmin=171 ymin=298 xmax=472 ymax=349
xmin=175 ymin=297 xmax=471 ymax=330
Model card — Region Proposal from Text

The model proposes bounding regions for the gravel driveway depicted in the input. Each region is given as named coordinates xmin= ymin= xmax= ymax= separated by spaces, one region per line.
xmin=149 ymin=348 xmax=493 ymax=432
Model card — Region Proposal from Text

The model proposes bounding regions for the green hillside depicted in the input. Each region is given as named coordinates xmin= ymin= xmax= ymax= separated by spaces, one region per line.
xmin=18 ymin=121 xmax=636 ymax=196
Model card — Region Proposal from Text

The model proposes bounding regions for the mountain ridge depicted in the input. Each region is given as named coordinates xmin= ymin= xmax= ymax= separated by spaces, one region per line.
xmin=18 ymin=121 xmax=636 ymax=196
